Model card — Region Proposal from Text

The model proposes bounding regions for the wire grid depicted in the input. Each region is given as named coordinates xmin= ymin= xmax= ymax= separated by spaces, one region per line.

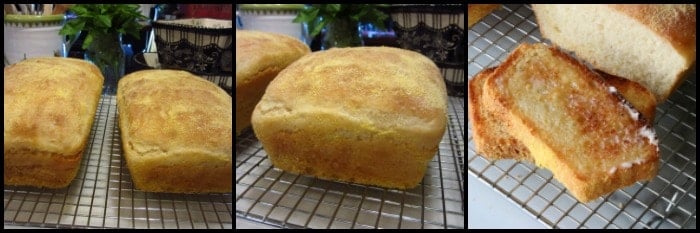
xmin=4 ymin=95 xmax=233 ymax=229
xmin=467 ymin=4 xmax=696 ymax=229
xmin=236 ymin=97 xmax=464 ymax=229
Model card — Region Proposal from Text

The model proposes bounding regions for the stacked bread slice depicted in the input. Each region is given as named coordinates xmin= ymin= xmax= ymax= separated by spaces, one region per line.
xmin=469 ymin=43 xmax=660 ymax=202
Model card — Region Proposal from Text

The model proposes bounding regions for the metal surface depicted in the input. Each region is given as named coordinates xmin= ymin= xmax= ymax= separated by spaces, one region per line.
xmin=467 ymin=4 xmax=696 ymax=229
xmin=4 ymin=95 xmax=233 ymax=229
xmin=236 ymin=97 xmax=465 ymax=229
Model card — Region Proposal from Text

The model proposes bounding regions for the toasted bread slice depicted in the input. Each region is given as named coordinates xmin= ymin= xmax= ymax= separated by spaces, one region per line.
xmin=469 ymin=67 xmax=657 ymax=161
xmin=468 ymin=67 xmax=532 ymax=162
xmin=481 ymin=43 xmax=659 ymax=202
xmin=596 ymin=70 xmax=657 ymax=121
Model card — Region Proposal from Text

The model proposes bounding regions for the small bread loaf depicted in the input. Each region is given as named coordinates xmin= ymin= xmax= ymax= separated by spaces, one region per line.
xmin=117 ymin=70 xmax=232 ymax=193
xmin=4 ymin=57 xmax=103 ymax=188
xmin=252 ymin=47 xmax=447 ymax=189
xmin=236 ymin=30 xmax=311 ymax=135
xmin=533 ymin=4 xmax=696 ymax=102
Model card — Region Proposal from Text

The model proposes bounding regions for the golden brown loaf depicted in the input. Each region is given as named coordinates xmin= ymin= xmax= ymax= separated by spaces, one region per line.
xmin=117 ymin=70 xmax=232 ymax=193
xmin=236 ymin=30 xmax=311 ymax=135
xmin=481 ymin=43 xmax=659 ymax=202
xmin=469 ymin=67 xmax=657 ymax=162
xmin=533 ymin=4 xmax=696 ymax=102
xmin=252 ymin=47 xmax=447 ymax=189
xmin=4 ymin=57 xmax=103 ymax=188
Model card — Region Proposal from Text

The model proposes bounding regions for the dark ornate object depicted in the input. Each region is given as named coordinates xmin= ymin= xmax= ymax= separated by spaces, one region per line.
xmin=389 ymin=4 xmax=465 ymax=97
xmin=152 ymin=21 xmax=233 ymax=76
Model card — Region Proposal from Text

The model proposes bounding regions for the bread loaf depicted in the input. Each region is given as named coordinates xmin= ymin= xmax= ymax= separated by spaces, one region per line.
xmin=117 ymin=70 xmax=232 ymax=193
xmin=532 ymin=4 xmax=696 ymax=102
xmin=236 ymin=30 xmax=310 ymax=135
xmin=252 ymin=47 xmax=447 ymax=189
xmin=4 ymin=57 xmax=103 ymax=188
xmin=481 ymin=43 xmax=659 ymax=202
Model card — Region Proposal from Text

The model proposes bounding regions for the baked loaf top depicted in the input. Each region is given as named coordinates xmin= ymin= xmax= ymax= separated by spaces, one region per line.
xmin=4 ymin=57 xmax=103 ymax=156
xmin=609 ymin=4 xmax=696 ymax=60
xmin=117 ymin=70 xmax=232 ymax=159
xmin=255 ymin=47 xmax=447 ymax=138
xmin=236 ymin=30 xmax=311 ymax=87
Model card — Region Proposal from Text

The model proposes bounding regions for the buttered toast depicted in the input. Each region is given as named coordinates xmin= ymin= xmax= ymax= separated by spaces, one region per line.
xmin=469 ymin=67 xmax=532 ymax=161
xmin=469 ymin=67 xmax=657 ymax=161
xmin=481 ymin=43 xmax=659 ymax=202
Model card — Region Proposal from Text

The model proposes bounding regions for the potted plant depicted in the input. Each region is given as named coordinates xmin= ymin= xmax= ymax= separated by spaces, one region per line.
xmin=293 ymin=4 xmax=388 ymax=49
xmin=59 ymin=4 xmax=146 ymax=94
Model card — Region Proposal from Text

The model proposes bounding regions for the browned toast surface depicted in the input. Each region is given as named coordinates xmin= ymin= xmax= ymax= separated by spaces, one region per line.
xmin=481 ymin=43 xmax=659 ymax=202
xmin=596 ymin=70 xmax=657 ymax=121
xmin=468 ymin=67 xmax=531 ymax=161
xmin=469 ymin=67 xmax=657 ymax=162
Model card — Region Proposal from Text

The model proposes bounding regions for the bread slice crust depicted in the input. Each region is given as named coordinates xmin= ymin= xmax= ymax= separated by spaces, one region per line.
xmin=469 ymin=67 xmax=657 ymax=162
xmin=481 ymin=43 xmax=659 ymax=202
xmin=468 ymin=67 xmax=532 ymax=161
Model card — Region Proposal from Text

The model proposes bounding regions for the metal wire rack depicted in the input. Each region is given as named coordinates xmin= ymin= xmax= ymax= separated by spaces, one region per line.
xmin=467 ymin=4 xmax=696 ymax=229
xmin=236 ymin=97 xmax=465 ymax=229
xmin=4 ymin=95 xmax=233 ymax=229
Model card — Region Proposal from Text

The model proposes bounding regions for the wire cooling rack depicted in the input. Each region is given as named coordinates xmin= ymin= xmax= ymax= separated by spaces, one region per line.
xmin=4 ymin=95 xmax=233 ymax=229
xmin=467 ymin=4 xmax=696 ymax=229
xmin=236 ymin=97 xmax=464 ymax=229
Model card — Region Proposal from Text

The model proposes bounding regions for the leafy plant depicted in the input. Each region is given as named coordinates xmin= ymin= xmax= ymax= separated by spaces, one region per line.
xmin=59 ymin=4 xmax=147 ymax=49
xmin=293 ymin=4 xmax=388 ymax=37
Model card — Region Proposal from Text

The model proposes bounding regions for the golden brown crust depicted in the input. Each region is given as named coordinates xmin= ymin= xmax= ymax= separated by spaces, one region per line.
xmin=4 ymin=57 xmax=104 ymax=156
xmin=468 ymin=4 xmax=500 ymax=27
xmin=596 ymin=70 xmax=657 ymax=121
xmin=468 ymin=67 xmax=532 ymax=161
xmin=235 ymin=30 xmax=310 ymax=135
xmin=236 ymin=66 xmax=280 ymax=135
xmin=252 ymin=47 xmax=447 ymax=189
xmin=117 ymin=70 xmax=232 ymax=193
xmin=236 ymin=30 xmax=310 ymax=86
xmin=482 ymin=43 xmax=659 ymax=202
xmin=608 ymin=4 xmax=696 ymax=61
xmin=470 ymin=67 xmax=657 ymax=164
xmin=4 ymin=57 xmax=103 ymax=188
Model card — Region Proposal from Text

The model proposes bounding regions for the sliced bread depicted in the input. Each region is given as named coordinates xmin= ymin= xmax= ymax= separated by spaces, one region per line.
xmin=468 ymin=67 xmax=532 ymax=162
xmin=469 ymin=66 xmax=657 ymax=162
xmin=481 ymin=43 xmax=659 ymax=202
xmin=532 ymin=4 xmax=696 ymax=102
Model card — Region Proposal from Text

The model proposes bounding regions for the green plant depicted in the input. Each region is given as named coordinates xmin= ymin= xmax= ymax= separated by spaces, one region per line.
xmin=293 ymin=4 xmax=389 ymax=37
xmin=59 ymin=4 xmax=147 ymax=49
